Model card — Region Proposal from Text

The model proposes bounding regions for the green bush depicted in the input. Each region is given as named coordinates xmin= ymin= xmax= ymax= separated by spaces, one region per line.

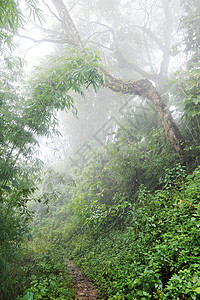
xmin=28 ymin=137 xmax=200 ymax=299
xmin=17 ymin=250 xmax=75 ymax=300
xmin=65 ymin=167 xmax=200 ymax=299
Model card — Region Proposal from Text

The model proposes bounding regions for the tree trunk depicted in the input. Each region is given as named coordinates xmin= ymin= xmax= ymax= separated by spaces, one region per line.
xmin=51 ymin=0 xmax=83 ymax=49
xmin=103 ymin=70 xmax=184 ymax=153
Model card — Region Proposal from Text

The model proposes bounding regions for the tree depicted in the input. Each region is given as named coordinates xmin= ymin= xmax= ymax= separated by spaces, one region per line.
xmin=0 ymin=1 xmax=44 ymax=298
xmin=169 ymin=0 xmax=200 ymax=160
xmin=21 ymin=0 xmax=185 ymax=154
xmin=179 ymin=0 xmax=200 ymax=54
xmin=0 ymin=0 xmax=43 ymax=208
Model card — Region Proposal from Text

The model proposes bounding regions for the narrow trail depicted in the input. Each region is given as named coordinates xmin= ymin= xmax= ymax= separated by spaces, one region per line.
xmin=66 ymin=260 xmax=99 ymax=300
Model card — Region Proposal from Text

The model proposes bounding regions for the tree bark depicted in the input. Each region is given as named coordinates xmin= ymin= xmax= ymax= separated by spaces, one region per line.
xmin=103 ymin=70 xmax=184 ymax=153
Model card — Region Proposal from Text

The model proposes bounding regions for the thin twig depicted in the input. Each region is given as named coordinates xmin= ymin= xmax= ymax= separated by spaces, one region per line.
xmin=42 ymin=0 xmax=63 ymax=23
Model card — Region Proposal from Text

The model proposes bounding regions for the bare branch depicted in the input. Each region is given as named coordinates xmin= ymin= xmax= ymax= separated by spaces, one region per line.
xmin=16 ymin=34 xmax=77 ymax=46
xmin=115 ymin=46 xmax=158 ymax=81
xmin=84 ymin=20 xmax=158 ymax=80
xmin=84 ymin=29 xmax=113 ymax=47
xmin=68 ymin=1 xmax=78 ymax=12
xmin=86 ymin=40 xmax=112 ymax=51
xmin=23 ymin=43 xmax=40 ymax=60
xmin=42 ymin=0 xmax=62 ymax=23
xmin=89 ymin=21 xmax=115 ymax=32
xmin=30 ymin=21 xmax=60 ymax=36
xmin=135 ymin=25 xmax=165 ymax=51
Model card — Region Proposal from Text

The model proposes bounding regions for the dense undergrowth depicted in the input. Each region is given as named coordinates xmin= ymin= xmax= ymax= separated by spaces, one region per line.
xmin=26 ymin=137 xmax=200 ymax=300
xmin=1 ymin=1 xmax=200 ymax=299
xmin=15 ymin=248 xmax=75 ymax=300
xmin=67 ymin=167 xmax=200 ymax=299
xmin=15 ymin=105 xmax=200 ymax=299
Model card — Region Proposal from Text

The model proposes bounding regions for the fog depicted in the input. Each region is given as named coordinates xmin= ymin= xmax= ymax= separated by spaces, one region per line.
xmin=17 ymin=0 xmax=185 ymax=164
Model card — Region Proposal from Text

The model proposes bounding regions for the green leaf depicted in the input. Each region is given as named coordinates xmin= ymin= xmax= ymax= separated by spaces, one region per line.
xmin=194 ymin=287 xmax=200 ymax=294
xmin=23 ymin=291 xmax=34 ymax=300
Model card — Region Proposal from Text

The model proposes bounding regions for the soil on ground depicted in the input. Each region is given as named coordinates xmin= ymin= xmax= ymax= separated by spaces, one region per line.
xmin=66 ymin=260 xmax=99 ymax=300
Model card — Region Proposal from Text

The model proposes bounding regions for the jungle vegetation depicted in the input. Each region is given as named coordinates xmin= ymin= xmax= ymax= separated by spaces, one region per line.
xmin=0 ymin=0 xmax=199 ymax=299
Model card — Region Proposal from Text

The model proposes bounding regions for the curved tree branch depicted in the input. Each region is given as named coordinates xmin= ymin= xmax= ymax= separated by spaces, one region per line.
xmin=26 ymin=0 xmax=183 ymax=154
xmin=50 ymin=0 xmax=184 ymax=154
xmin=115 ymin=45 xmax=159 ymax=81
xmin=88 ymin=22 xmax=159 ymax=80
xmin=103 ymin=69 xmax=184 ymax=153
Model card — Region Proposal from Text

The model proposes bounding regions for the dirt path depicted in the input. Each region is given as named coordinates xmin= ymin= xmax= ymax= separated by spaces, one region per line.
xmin=66 ymin=260 xmax=99 ymax=300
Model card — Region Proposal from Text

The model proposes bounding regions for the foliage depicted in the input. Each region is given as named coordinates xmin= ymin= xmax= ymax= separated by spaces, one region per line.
xmin=30 ymin=156 xmax=200 ymax=299
xmin=28 ymin=114 xmax=200 ymax=300
xmin=0 ymin=54 xmax=42 ymax=299
xmin=170 ymin=0 xmax=200 ymax=162
xmin=0 ymin=32 xmax=105 ymax=299
xmin=0 ymin=1 xmax=44 ymax=298
xmin=17 ymin=249 xmax=75 ymax=300
xmin=171 ymin=55 xmax=200 ymax=145
xmin=65 ymin=166 xmax=200 ymax=299
xmin=0 ymin=0 xmax=43 ymax=48
xmin=0 ymin=1 xmax=199 ymax=299
xmin=0 ymin=2 xmax=106 ymax=297
xmin=25 ymin=48 xmax=105 ymax=135
xmin=0 ymin=59 xmax=40 ymax=203
xmin=0 ymin=202 xmax=31 ymax=299
xmin=180 ymin=0 xmax=200 ymax=54
xmin=68 ymin=126 xmax=178 ymax=232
